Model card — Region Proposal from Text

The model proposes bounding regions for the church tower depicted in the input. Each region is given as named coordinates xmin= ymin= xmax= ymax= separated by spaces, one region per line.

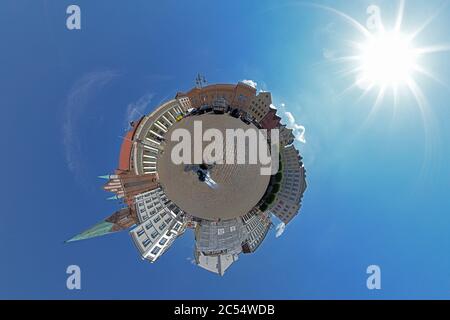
xmin=101 ymin=170 xmax=159 ymax=206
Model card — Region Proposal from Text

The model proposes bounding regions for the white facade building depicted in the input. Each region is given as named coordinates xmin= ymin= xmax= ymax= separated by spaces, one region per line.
xmin=130 ymin=187 xmax=186 ymax=262
xmin=133 ymin=99 xmax=189 ymax=175
xmin=177 ymin=96 xmax=192 ymax=110
xmin=195 ymin=251 xmax=239 ymax=276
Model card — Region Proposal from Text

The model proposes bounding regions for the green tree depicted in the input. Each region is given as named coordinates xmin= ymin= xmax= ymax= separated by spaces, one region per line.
xmin=272 ymin=184 xmax=281 ymax=193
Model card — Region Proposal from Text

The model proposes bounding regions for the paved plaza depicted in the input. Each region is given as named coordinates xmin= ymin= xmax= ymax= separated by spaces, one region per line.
xmin=157 ymin=114 xmax=271 ymax=220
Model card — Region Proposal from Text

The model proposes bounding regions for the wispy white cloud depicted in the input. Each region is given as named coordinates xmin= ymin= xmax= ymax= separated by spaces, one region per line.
xmin=241 ymin=79 xmax=258 ymax=89
xmin=124 ymin=93 xmax=154 ymax=129
xmin=278 ymin=103 xmax=307 ymax=144
xmin=275 ymin=222 xmax=286 ymax=238
xmin=285 ymin=111 xmax=296 ymax=125
xmin=322 ymin=48 xmax=337 ymax=60
xmin=62 ymin=70 xmax=118 ymax=186
xmin=186 ymin=256 xmax=196 ymax=265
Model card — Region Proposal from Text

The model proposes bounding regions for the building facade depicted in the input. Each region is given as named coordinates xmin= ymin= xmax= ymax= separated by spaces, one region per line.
xmin=241 ymin=208 xmax=272 ymax=254
xmin=194 ymin=251 xmax=239 ymax=276
xmin=244 ymin=91 xmax=274 ymax=122
xmin=130 ymin=98 xmax=190 ymax=175
xmin=101 ymin=170 xmax=159 ymax=205
xmin=259 ymin=108 xmax=281 ymax=131
xmin=195 ymin=218 xmax=247 ymax=256
xmin=176 ymin=82 xmax=257 ymax=110
xmin=130 ymin=187 xmax=186 ymax=262
xmin=279 ymin=125 xmax=295 ymax=147
xmin=270 ymin=145 xmax=307 ymax=225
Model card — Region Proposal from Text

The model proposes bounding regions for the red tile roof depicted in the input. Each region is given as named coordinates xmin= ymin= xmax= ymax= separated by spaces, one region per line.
xmin=118 ymin=117 xmax=144 ymax=171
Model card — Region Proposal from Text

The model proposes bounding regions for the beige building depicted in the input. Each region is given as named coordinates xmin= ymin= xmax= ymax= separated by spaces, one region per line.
xmin=244 ymin=91 xmax=273 ymax=122
xmin=176 ymin=82 xmax=257 ymax=110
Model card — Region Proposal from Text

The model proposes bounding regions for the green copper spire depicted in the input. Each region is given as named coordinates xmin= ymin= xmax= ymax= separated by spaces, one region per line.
xmin=98 ymin=175 xmax=111 ymax=180
xmin=66 ymin=208 xmax=137 ymax=243
xmin=65 ymin=221 xmax=115 ymax=243
xmin=107 ymin=195 xmax=119 ymax=200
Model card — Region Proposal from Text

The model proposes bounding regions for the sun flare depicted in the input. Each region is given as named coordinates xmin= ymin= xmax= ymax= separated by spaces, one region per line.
xmin=357 ymin=31 xmax=417 ymax=88
xmin=319 ymin=0 xmax=450 ymax=112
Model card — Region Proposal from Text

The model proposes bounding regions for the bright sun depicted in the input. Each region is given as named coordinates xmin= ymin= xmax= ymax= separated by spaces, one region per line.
xmin=321 ymin=0 xmax=450 ymax=110
xmin=358 ymin=31 xmax=417 ymax=87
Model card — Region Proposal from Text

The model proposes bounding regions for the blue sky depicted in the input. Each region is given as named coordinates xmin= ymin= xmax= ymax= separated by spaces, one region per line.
xmin=1 ymin=0 xmax=450 ymax=299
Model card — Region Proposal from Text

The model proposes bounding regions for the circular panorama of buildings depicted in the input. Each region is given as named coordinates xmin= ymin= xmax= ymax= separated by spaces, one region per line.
xmin=68 ymin=81 xmax=307 ymax=276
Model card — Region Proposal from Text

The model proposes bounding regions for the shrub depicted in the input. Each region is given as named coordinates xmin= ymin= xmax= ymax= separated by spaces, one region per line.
xmin=275 ymin=172 xmax=283 ymax=182
xmin=272 ymin=184 xmax=281 ymax=193
xmin=266 ymin=194 xmax=276 ymax=204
